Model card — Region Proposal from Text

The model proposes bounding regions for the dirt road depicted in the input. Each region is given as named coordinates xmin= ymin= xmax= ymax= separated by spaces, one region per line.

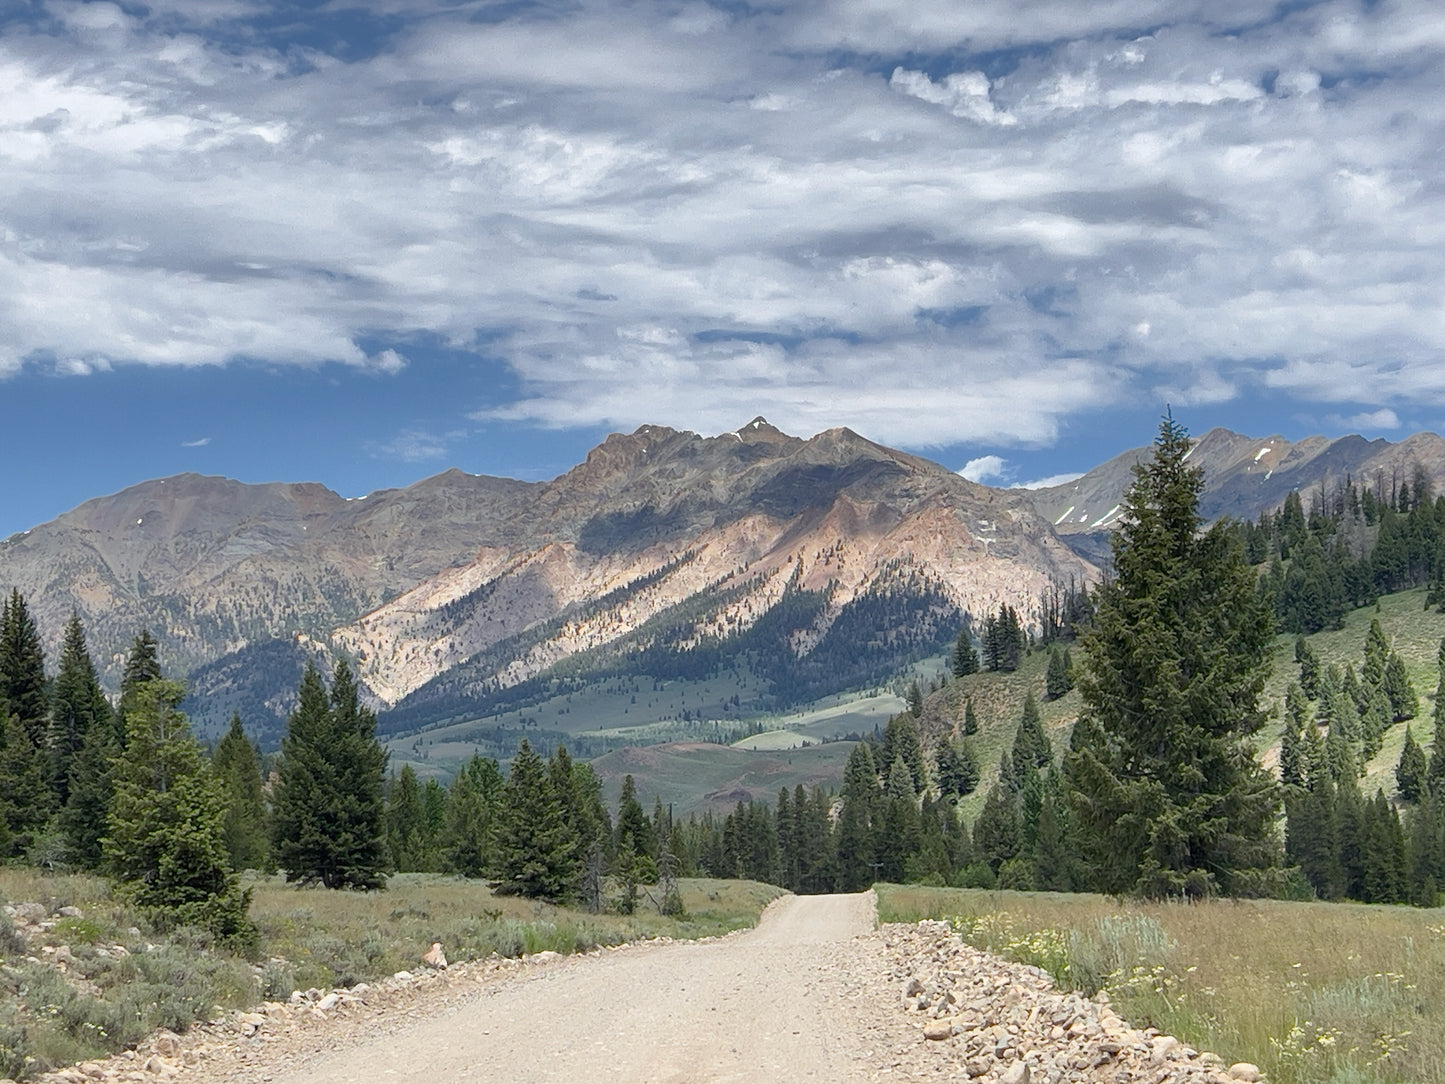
xmin=207 ymin=892 xmax=920 ymax=1084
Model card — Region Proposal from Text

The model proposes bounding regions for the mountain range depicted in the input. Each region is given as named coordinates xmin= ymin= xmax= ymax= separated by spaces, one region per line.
xmin=5 ymin=419 xmax=1445 ymax=746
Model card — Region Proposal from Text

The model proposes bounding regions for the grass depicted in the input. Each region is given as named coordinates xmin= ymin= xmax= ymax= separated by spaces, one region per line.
xmin=877 ymin=883 xmax=1445 ymax=1084
xmin=590 ymin=741 xmax=856 ymax=817
xmin=0 ymin=869 xmax=783 ymax=1080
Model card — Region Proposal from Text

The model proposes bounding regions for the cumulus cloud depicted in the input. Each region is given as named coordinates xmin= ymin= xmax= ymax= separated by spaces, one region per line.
xmin=1324 ymin=408 xmax=1402 ymax=432
xmin=959 ymin=455 xmax=1009 ymax=484
xmin=1 ymin=0 xmax=1443 ymax=452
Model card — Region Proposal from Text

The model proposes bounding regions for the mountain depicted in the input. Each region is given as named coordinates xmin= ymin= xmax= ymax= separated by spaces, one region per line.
xmin=1027 ymin=426 xmax=1445 ymax=562
xmin=0 ymin=469 xmax=537 ymax=687
xmin=0 ymin=419 xmax=1089 ymax=743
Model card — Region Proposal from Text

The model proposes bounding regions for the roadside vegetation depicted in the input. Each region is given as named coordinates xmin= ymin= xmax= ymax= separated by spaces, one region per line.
xmin=0 ymin=868 xmax=780 ymax=1080
xmin=877 ymin=883 xmax=1445 ymax=1084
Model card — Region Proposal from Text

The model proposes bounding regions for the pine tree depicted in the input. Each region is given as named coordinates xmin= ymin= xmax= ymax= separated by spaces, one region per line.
xmin=386 ymin=764 xmax=428 ymax=872
xmin=962 ymin=697 xmax=980 ymax=736
xmin=103 ymin=680 xmax=255 ymax=948
xmin=1009 ymin=693 xmax=1051 ymax=780
xmin=493 ymin=740 xmax=580 ymax=901
xmin=271 ymin=662 xmax=388 ymax=890
xmin=211 ymin=715 xmax=268 ymax=872
xmin=1427 ymin=640 xmax=1445 ymax=796
xmin=1397 ymin=727 xmax=1427 ymax=804
xmin=1295 ymin=636 xmax=1321 ymax=699
xmin=952 ymin=629 xmax=980 ymax=677
xmin=613 ymin=773 xmax=653 ymax=913
xmin=880 ymin=713 xmax=925 ymax=793
xmin=1045 ymin=646 xmax=1073 ymax=700
xmin=48 ymin=613 xmax=110 ymax=808
xmin=906 ymin=681 xmax=924 ymax=719
xmin=441 ymin=754 xmax=502 ymax=878
xmin=835 ymin=742 xmax=879 ymax=890
xmin=0 ymin=589 xmax=48 ymax=749
xmin=1279 ymin=684 xmax=1310 ymax=788
xmin=118 ymin=630 xmax=163 ymax=742
xmin=1065 ymin=415 xmax=1280 ymax=898
xmin=972 ymin=776 xmax=1020 ymax=874
xmin=935 ymin=738 xmax=979 ymax=798
xmin=1384 ymin=653 xmax=1418 ymax=722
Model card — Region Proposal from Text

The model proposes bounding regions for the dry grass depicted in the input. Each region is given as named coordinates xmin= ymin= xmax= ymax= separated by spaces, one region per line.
xmin=877 ymin=883 xmax=1445 ymax=1084
xmin=248 ymin=873 xmax=785 ymax=991
xmin=0 ymin=869 xmax=783 ymax=1080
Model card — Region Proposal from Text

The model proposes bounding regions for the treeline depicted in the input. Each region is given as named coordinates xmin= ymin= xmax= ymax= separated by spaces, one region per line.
xmin=1239 ymin=471 xmax=1445 ymax=633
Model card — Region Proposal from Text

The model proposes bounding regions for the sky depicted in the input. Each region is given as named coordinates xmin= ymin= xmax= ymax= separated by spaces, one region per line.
xmin=2 ymin=0 xmax=1444 ymax=539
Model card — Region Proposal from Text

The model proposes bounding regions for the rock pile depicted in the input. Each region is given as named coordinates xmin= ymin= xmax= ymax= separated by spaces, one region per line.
xmin=882 ymin=921 xmax=1263 ymax=1084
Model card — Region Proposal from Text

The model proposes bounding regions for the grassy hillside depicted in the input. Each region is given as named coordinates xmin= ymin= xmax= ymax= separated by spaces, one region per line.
xmin=921 ymin=586 xmax=1445 ymax=816
xmin=591 ymin=740 xmax=857 ymax=818
xmin=877 ymin=882 xmax=1445 ymax=1084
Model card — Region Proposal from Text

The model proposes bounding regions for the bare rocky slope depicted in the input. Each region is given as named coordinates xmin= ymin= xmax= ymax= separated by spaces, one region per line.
xmin=0 ymin=419 xmax=1089 ymax=742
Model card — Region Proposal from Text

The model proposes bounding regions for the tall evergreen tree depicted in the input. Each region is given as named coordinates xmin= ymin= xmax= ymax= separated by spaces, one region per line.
xmin=1295 ymin=636 xmax=1321 ymax=699
xmin=1397 ymin=727 xmax=1427 ymax=804
xmin=493 ymin=740 xmax=580 ymax=901
xmin=48 ymin=613 xmax=110 ymax=807
xmin=211 ymin=715 xmax=268 ymax=872
xmin=835 ymin=742 xmax=879 ymax=890
xmin=385 ymin=764 xmax=430 ymax=872
xmin=1066 ymin=416 xmax=1280 ymax=897
xmin=951 ymin=629 xmax=980 ymax=677
xmin=271 ymin=662 xmax=388 ymax=890
xmin=962 ymin=697 xmax=980 ymax=736
xmin=1045 ymin=646 xmax=1073 ymax=700
xmin=0 ymin=589 xmax=48 ymax=749
xmin=441 ymin=754 xmax=502 ymax=877
xmin=1383 ymin=653 xmax=1419 ymax=722
xmin=103 ymin=679 xmax=255 ymax=948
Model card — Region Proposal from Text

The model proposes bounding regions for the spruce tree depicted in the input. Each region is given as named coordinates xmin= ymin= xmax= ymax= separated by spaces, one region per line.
xmin=1295 ymin=636 xmax=1321 ymax=699
xmin=271 ymin=662 xmax=388 ymax=890
xmin=935 ymin=738 xmax=979 ymax=798
xmin=211 ymin=715 xmax=268 ymax=872
xmin=952 ymin=629 xmax=980 ymax=677
xmin=48 ymin=613 xmax=110 ymax=807
xmin=962 ymin=697 xmax=980 ymax=736
xmin=0 ymin=589 xmax=48 ymax=749
xmin=1045 ymin=646 xmax=1073 ymax=700
xmin=1384 ymin=653 xmax=1418 ymax=722
xmin=613 ymin=773 xmax=653 ymax=912
xmin=103 ymin=680 xmax=255 ymax=948
xmin=880 ymin=713 xmax=925 ymax=793
xmin=972 ymin=776 xmax=1020 ymax=874
xmin=1427 ymin=640 xmax=1445 ymax=795
xmin=1065 ymin=415 xmax=1279 ymax=897
xmin=835 ymin=742 xmax=879 ymax=890
xmin=441 ymin=754 xmax=502 ymax=878
xmin=493 ymin=740 xmax=579 ymax=901
xmin=386 ymin=764 xmax=428 ymax=872
xmin=1397 ymin=727 xmax=1427 ymax=804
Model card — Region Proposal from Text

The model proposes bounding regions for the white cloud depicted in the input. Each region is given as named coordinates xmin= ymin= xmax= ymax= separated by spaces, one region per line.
xmin=959 ymin=455 xmax=1009 ymax=484
xmin=1324 ymin=408 xmax=1401 ymax=432
xmin=1 ymin=0 xmax=1443 ymax=453
xmin=181 ymin=437 xmax=211 ymax=447
xmin=1015 ymin=472 xmax=1085 ymax=490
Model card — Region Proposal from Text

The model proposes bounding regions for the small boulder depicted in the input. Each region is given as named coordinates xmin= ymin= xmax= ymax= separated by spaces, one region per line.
xmin=999 ymin=1062 xmax=1031 ymax=1084
xmin=316 ymin=992 xmax=341 ymax=1012
xmin=1228 ymin=1064 xmax=1262 ymax=1082
xmin=57 ymin=905 xmax=83 ymax=918
xmin=923 ymin=1021 xmax=952 ymax=1041
xmin=423 ymin=942 xmax=448 ymax=970
xmin=153 ymin=1032 xmax=181 ymax=1059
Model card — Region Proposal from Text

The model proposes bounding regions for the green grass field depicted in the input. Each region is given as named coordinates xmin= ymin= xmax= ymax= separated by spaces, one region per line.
xmin=591 ymin=740 xmax=857 ymax=817
xmin=877 ymin=882 xmax=1445 ymax=1084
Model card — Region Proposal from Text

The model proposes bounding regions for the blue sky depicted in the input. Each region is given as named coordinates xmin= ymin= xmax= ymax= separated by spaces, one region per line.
xmin=3 ymin=0 xmax=1444 ymax=539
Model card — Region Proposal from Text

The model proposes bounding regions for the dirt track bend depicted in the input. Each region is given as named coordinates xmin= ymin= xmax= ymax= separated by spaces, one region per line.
xmin=206 ymin=892 xmax=920 ymax=1084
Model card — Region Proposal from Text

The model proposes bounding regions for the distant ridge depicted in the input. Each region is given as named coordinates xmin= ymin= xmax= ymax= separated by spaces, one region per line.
xmin=1025 ymin=427 xmax=1445 ymax=562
